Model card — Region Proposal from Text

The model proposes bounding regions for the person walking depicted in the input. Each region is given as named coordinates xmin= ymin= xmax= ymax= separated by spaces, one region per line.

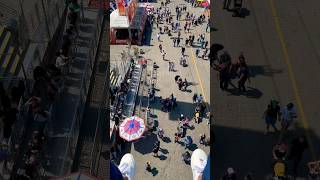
xmin=168 ymin=61 xmax=172 ymax=71
xmin=280 ymin=103 xmax=297 ymax=131
xmin=185 ymin=39 xmax=189 ymax=46
xmin=193 ymin=93 xmax=198 ymax=103
xmin=221 ymin=167 xmax=237 ymax=180
xmin=146 ymin=161 xmax=152 ymax=172
xmin=155 ymin=140 xmax=160 ymax=148
xmin=157 ymin=33 xmax=161 ymax=41
xmin=206 ymin=22 xmax=210 ymax=32
xmin=289 ymin=136 xmax=308 ymax=176
xmin=199 ymin=134 xmax=206 ymax=145
xmin=263 ymin=100 xmax=280 ymax=134
xmin=196 ymin=48 xmax=200 ymax=57
xmin=237 ymin=61 xmax=250 ymax=92
xmin=223 ymin=0 xmax=232 ymax=10
xmin=177 ymin=38 xmax=181 ymax=47
xmin=162 ymin=50 xmax=166 ymax=60
xmin=159 ymin=44 xmax=163 ymax=52
xmin=197 ymin=94 xmax=203 ymax=104
xmin=182 ymin=47 xmax=186 ymax=56
xmin=219 ymin=62 xmax=230 ymax=90
xmin=204 ymin=41 xmax=208 ymax=49
xmin=233 ymin=0 xmax=243 ymax=17
xmin=173 ymin=38 xmax=177 ymax=47
xmin=171 ymin=61 xmax=175 ymax=71
xmin=153 ymin=144 xmax=160 ymax=157
xmin=174 ymin=133 xmax=180 ymax=143
xmin=202 ymin=49 xmax=208 ymax=59
xmin=181 ymin=125 xmax=187 ymax=138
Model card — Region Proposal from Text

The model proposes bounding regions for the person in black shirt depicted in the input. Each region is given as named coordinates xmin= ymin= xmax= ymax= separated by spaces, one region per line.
xmin=61 ymin=29 xmax=73 ymax=56
xmin=238 ymin=62 xmax=250 ymax=92
xmin=222 ymin=167 xmax=237 ymax=180
xmin=263 ymin=100 xmax=280 ymax=134
xmin=289 ymin=136 xmax=308 ymax=176
xmin=219 ymin=62 xmax=231 ymax=90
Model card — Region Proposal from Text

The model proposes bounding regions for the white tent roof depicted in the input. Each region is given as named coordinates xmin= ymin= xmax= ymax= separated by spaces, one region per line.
xmin=110 ymin=9 xmax=130 ymax=29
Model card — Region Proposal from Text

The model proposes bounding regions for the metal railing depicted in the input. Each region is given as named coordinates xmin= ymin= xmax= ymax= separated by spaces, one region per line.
xmin=90 ymin=73 xmax=107 ymax=176
xmin=46 ymin=5 xmax=105 ymax=177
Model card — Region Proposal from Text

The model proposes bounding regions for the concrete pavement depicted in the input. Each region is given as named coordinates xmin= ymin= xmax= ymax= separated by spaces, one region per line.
xmin=213 ymin=0 xmax=320 ymax=179
xmin=117 ymin=0 xmax=211 ymax=179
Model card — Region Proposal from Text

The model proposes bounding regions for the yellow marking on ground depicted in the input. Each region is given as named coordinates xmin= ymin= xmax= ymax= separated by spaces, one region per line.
xmin=268 ymin=0 xmax=316 ymax=159
xmin=189 ymin=48 xmax=208 ymax=103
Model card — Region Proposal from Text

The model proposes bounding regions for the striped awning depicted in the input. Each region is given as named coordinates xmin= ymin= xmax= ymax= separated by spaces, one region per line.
xmin=110 ymin=69 xmax=120 ymax=87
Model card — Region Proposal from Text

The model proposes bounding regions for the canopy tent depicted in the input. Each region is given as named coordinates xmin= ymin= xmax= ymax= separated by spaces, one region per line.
xmin=110 ymin=6 xmax=147 ymax=45
xmin=110 ymin=9 xmax=130 ymax=29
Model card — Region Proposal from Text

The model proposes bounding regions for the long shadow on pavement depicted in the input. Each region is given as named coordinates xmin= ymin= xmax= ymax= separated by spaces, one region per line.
xmin=133 ymin=133 xmax=158 ymax=155
xmin=226 ymin=86 xmax=263 ymax=99
xmin=147 ymin=98 xmax=197 ymax=121
xmin=151 ymin=167 xmax=159 ymax=176
xmin=249 ymin=65 xmax=283 ymax=77
xmin=214 ymin=124 xmax=320 ymax=179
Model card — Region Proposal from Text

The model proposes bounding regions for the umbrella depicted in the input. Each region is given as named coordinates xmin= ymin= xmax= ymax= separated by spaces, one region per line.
xmin=197 ymin=0 xmax=205 ymax=2
xmin=119 ymin=116 xmax=146 ymax=142
xmin=201 ymin=1 xmax=210 ymax=7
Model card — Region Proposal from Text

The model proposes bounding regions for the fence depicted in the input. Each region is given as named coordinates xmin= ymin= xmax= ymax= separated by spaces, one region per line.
xmin=90 ymin=72 xmax=108 ymax=176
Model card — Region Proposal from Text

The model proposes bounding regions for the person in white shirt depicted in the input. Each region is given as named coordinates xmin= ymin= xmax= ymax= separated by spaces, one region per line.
xmin=280 ymin=103 xmax=297 ymax=130
xmin=157 ymin=33 xmax=160 ymax=41
xmin=196 ymin=94 xmax=204 ymax=104
xmin=55 ymin=52 xmax=69 ymax=75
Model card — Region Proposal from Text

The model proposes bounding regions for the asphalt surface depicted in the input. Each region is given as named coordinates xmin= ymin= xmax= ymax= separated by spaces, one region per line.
xmin=213 ymin=0 xmax=320 ymax=179
xmin=115 ymin=0 xmax=211 ymax=179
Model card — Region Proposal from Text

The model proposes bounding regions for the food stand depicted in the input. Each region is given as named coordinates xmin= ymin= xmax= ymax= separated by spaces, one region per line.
xmin=110 ymin=0 xmax=148 ymax=45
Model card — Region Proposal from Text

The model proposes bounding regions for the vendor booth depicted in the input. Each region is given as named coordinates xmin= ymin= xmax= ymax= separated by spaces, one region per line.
xmin=110 ymin=0 xmax=148 ymax=45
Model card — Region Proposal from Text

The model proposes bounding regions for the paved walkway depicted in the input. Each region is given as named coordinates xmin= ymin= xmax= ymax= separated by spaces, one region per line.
xmin=125 ymin=0 xmax=210 ymax=179
xmin=213 ymin=0 xmax=320 ymax=179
